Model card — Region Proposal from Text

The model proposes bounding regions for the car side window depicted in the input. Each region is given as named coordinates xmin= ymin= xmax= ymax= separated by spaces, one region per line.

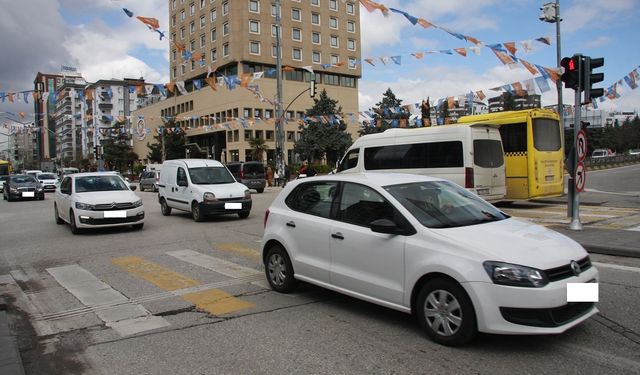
xmin=60 ymin=177 xmax=72 ymax=193
xmin=177 ymin=167 xmax=187 ymax=185
xmin=338 ymin=182 xmax=395 ymax=228
xmin=285 ymin=181 xmax=338 ymax=219
xmin=337 ymin=148 xmax=359 ymax=172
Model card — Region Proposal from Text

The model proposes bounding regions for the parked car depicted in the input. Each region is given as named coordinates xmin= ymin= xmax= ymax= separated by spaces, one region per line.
xmin=139 ymin=170 xmax=161 ymax=192
xmin=226 ymin=161 xmax=266 ymax=193
xmin=591 ymin=149 xmax=609 ymax=159
xmin=54 ymin=172 xmax=144 ymax=234
xmin=36 ymin=172 xmax=59 ymax=192
xmin=261 ymin=173 xmax=599 ymax=346
xmin=158 ymin=159 xmax=252 ymax=221
xmin=3 ymin=174 xmax=45 ymax=201
xmin=628 ymin=149 xmax=640 ymax=156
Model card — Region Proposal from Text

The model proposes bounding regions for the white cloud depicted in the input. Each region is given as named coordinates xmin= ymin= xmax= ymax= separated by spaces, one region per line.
xmin=563 ymin=0 xmax=636 ymax=33
xmin=583 ymin=36 xmax=613 ymax=49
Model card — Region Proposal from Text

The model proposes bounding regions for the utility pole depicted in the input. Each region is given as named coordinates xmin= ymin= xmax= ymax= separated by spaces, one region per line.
xmin=274 ymin=0 xmax=285 ymax=177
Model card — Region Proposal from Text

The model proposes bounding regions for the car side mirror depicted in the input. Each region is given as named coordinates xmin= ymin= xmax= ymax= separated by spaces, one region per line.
xmin=370 ymin=218 xmax=411 ymax=235
xmin=130 ymin=185 xmax=137 ymax=191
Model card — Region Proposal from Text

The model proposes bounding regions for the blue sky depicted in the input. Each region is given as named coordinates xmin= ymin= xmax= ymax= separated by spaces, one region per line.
xmin=1 ymin=0 xmax=639 ymax=137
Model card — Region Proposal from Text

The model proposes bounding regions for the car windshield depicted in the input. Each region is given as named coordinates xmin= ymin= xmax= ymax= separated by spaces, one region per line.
xmin=189 ymin=167 xmax=235 ymax=184
xmin=384 ymin=180 xmax=510 ymax=228
xmin=38 ymin=173 xmax=56 ymax=179
xmin=74 ymin=176 xmax=129 ymax=192
xmin=11 ymin=175 xmax=37 ymax=184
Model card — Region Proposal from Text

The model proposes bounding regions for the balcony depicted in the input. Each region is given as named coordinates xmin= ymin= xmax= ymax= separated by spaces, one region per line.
xmin=98 ymin=102 xmax=113 ymax=110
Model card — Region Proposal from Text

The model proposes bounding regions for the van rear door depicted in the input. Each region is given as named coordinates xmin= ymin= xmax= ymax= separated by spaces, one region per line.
xmin=471 ymin=126 xmax=506 ymax=201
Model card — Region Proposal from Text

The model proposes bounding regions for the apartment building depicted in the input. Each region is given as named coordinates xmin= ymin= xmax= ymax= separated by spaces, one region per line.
xmin=133 ymin=0 xmax=362 ymax=164
xmin=33 ymin=72 xmax=64 ymax=162
xmin=54 ymin=76 xmax=87 ymax=164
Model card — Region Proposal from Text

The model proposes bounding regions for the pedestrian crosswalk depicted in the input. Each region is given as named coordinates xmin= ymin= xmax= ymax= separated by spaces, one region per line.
xmin=500 ymin=204 xmax=640 ymax=230
xmin=0 ymin=247 xmax=269 ymax=338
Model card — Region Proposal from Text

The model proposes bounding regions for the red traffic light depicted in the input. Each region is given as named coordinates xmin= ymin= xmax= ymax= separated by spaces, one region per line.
xmin=561 ymin=56 xmax=581 ymax=90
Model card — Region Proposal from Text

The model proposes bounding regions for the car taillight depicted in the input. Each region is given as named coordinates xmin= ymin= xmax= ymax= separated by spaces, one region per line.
xmin=155 ymin=175 xmax=159 ymax=182
xmin=263 ymin=209 xmax=270 ymax=228
xmin=465 ymin=167 xmax=474 ymax=188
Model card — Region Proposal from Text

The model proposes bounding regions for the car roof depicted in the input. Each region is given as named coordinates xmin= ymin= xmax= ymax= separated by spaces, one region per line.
xmin=164 ymin=159 xmax=224 ymax=168
xmin=65 ymin=172 xmax=125 ymax=179
xmin=295 ymin=173 xmax=445 ymax=187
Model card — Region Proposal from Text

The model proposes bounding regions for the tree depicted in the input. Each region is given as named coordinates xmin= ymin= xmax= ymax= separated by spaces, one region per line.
xmin=102 ymin=137 xmax=138 ymax=173
xmin=248 ymin=137 xmax=269 ymax=162
xmin=360 ymin=88 xmax=410 ymax=136
xmin=294 ymin=89 xmax=352 ymax=166
xmin=146 ymin=120 xmax=186 ymax=162
xmin=502 ymin=92 xmax=516 ymax=111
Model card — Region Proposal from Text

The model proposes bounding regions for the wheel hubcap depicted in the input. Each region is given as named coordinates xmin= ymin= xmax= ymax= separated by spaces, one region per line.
xmin=267 ymin=254 xmax=286 ymax=286
xmin=424 ymin=289 xmax=462 ymax=337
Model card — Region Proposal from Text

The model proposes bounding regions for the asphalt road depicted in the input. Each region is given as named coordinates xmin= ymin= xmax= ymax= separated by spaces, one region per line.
xmin=1 ymin=186 xmax=640 ymax=374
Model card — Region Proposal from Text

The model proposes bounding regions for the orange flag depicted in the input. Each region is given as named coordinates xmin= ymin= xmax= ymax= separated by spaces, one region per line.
xmin=282 ymin=66 xmax=295 ymax=71
xmin=174 ymin=41 xmax=186 ymax=52
xmin=136 ymin=85 xmax=144 ymax=96
xmin=364 ymin=58 xmax=375 ymax=66
xmin=503 ymin=42 xmax=517 ymax=56
xmin=204 ymin=77 xmax=217 ymax=91
xmin=359 ymin=0 xmax=389 ymax=16
xmin=136 ymin=16 xmax=160 ymax=30
xmin=454 ymin=48 xmax=467 ymax=57
xmin=165 ymin=82 xmax=176 ymax=94
xmin=512 ymin=82 xmax=526 ymax=97
xmin=240 ymin=73 xmax=251 ymax=87
xmin=19 ymin=112 xmax=25 ymax=119
xmin=465 ymin=35 xmax=482 ymax=46
xmin=416 ymin=18 xmax=433 ymax=28
xmin=192 ymin=51 xmax=202 ymax=61
xmin=544 ymin=67 xmax=560 ymax=83
xmin=32 ymin=91 xmax=40 ymax=101
xmin=520 ymin=59 xmax=539 ymax=75
xmin=447 ymin=96 xmax=455 ymax=109
xmin=475 ymin=90 xmax=486 ymax=101
xmin=334 ymin=61 xmax=346 ymax=67
xmin=412 ymin=52 xmax=424 ymax=59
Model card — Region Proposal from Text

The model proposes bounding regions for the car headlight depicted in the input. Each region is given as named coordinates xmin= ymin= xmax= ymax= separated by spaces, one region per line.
xmin=244 ymin=189 xmax=251 ymax=199
xmin=75 ymin=202 xmax=95 ymax=210
xmin=132 ymin=199 xmax=143 ymax=207
xmin=483 ymin=261 xmax=548 ymax=288
xmin=203 ymin=192 xmax=217 ymax=202
xmin=9 ymin=187 xmax=18 ymax=193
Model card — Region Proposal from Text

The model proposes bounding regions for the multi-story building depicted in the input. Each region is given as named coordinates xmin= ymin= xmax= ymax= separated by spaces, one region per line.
xmin=488 ymin=93 xmax=541 ymax=113
xmin=54 ymin=76 xmax=87 ymax=165
xmin=133 ymin=0 xmax=362 ymax=165
xmin=33 ymin=72 xmax=64 ymax=162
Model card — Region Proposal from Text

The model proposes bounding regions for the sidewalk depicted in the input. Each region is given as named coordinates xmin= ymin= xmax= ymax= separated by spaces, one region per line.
xmin=0 ymin=298 xmax=25 ymax=375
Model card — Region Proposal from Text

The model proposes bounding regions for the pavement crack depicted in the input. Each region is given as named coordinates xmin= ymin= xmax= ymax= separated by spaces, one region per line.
xmin=594 ymin=313 xmax=640 ymax=345
xmin=155 ymin=306 xmax=196 ymax=316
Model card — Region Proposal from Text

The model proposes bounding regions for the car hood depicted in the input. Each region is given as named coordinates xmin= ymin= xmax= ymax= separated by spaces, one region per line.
xmin=74 ymin=191 xmax=140 ymax=203
xmin=195 ymin=182 xmax=249 ymax=198
xmin=432 ymin=218 xmax=588 ymax=270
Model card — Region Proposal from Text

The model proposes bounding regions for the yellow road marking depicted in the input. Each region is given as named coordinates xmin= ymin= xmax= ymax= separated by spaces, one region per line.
xmin=215 ymin=243 xmax=261 ymax=260
xmin=112 ymin=256 xmax=254 ymax=316
xmin=183 ymin=289 xmax=255 ymax=316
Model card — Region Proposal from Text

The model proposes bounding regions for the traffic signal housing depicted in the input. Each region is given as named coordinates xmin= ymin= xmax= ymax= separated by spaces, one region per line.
xmin=561 ymin=56 xmax=580 ymax=90
xmin=583 ymin=56 xmax=604 ymax=102
xmin=309 ymin=79 xmax=316 ymax=98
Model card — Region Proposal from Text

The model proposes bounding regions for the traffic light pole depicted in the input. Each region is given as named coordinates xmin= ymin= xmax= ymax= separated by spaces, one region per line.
xmin=569 ymin=55 xmax=583 ymax=231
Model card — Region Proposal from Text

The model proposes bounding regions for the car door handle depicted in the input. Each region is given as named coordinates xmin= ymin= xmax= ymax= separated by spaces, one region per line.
xmin=331 ymin=232 xmax=344 ymax=240
xmin=286 ymin=221 xmax=296 ymax=228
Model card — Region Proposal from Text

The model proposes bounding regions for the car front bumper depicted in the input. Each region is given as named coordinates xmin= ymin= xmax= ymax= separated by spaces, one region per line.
xmin=198 ymin=199 xmax=252 ymax=215
xmin=75 ymin=207 xmax=145 ymax=228
xmin=464 ymin=266 xmax=599 ymax=335
xmin=7 ymin=190 xmax=45 ymax=199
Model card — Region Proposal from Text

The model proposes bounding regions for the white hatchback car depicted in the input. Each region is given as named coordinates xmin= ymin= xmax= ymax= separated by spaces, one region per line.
xmin=54 ymin=172 xmax=144 ymax=234
xmin=261 ymin=173 xmax=599 ymax=346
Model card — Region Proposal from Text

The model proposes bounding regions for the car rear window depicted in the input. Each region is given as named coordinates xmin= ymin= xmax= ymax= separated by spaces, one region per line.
xmin=244 ymin=163 xmax=265 ymax=174
xmin=473 ymin=140 xmax=504 ymax=168
xmin=38 ymin=173 xmax=56 ymax=179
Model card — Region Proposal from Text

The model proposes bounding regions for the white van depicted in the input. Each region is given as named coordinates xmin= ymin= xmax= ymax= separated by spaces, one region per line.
xmin=157 ymin=159 xmax=252 ymax=221
xmin=336 ymin=124 xmax=506 ymax=202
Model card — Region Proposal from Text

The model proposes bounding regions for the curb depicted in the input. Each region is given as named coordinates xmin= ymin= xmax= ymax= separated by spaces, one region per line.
xmin=583 ymin=244 xmax=640 ymax=259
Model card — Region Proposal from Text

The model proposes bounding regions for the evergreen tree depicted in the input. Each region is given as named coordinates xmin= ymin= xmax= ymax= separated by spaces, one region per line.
xmin=360 ymin=88 xmax=410 ymax=136
xmin=146 ymin=119 xmax=186 ymax=162
xmin=294 ymin=89 xmax=352 ymax=166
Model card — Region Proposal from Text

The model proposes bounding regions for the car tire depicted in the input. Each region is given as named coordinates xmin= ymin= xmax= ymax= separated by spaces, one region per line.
xmin=153 ymin=185 xmax=158 ymax=192
xmin=416 ymin=278 xmax=477 ymax=346
xmin=264 ymin=245 xmax=297 ymax=293
xmin=192 ymin=202 xmax=204 ymax=222
xmin=238 ymin=211 xmax=250 ymax=219
xmin=132 ymin=223 xmax=144 ymax=230
xmin=139 ymin=184 xmax=145 ymax=192
xmin=256 ymin=188 xmax=264 ymax=193
xmin=160 ymin=199 xmax=172 ymax=216
xmin=54 ymin=204 xmax=64 ymax=225
xmin=69 ymin=210 xmax=81 ymax=235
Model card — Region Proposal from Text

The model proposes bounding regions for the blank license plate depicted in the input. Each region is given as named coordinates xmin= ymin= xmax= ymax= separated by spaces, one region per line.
xmin=477 ymin=188 xmax=489 ymax=195
xmin=104 ymin=211 xmax=127 ymax=218
xmin=225 ymin=203 xmax=242 ymax=210
xmin=22 ymin=192 xmax=35 ymax=197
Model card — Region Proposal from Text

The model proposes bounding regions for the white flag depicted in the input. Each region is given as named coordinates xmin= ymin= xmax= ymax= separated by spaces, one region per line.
xmin=176 ymin=81 xmax=188 ymax=95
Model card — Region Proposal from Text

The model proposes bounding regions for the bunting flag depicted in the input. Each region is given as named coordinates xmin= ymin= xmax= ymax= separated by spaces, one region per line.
xmin=520 ymin=59 xmax=539 ymax=75
xmin=136 ymin=16 xmax=160 ymax=30
xmin=175 ymin=81 xmax=188 ymax=95
xmin=282 ymin=66 xmax=295 ymax=72
xmin=122 ymin=8 xmax=133 ymax=18
xmin=536 ymin=36 xmax=552 ymax=45
xmin=165 ymin=82 xmax=175 ymax=94
xmin=475 ymin=90 xmax=486 ymax=101
xmin=359 ymin=0 xmax=390 ymax=16
xmin=503 ymin=42 xmax=517 ymax=56
xmin=252 ymin=71 xmax=264 ymax=80
xmin=454 ymin=48 xmax=467 ymax=57
xmin=389 ymin=8 xmax=418 ymax=25
xmin=535 ymin=76 xmax=551 ymax=93
xmin=240 ymin=73 xmax=251 ymax=87
xmin=193 ymin=79 xmax=202 ymax=90
xmin=301 ymin=66 xmax=314 ymax=74
xmin=390 ymin=56 xmax=401 ymax=65
xmin=364 ymin=58 xmax=375 ymax=66
xmin=412 ymin=52 xmax=424 ymax=59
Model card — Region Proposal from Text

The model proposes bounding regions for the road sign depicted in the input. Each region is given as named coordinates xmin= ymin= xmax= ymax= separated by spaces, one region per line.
xmin=575 ymin=162 xmax=586 ymax=192
xmin=577 ymin=130 xmax=587 ymax=162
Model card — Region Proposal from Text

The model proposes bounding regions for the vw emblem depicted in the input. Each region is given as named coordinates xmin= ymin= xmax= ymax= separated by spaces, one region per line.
xmin=570 ymin=260 xmax=581 ymax=276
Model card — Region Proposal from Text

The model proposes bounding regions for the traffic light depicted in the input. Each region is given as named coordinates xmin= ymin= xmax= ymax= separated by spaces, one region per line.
xmin=309 ymin=79 xmax=316 ymax=98
xmin=560 ymin=56 xmax=580 ymax=90
xmin=583 ymin=56 xmax=604 ymax=102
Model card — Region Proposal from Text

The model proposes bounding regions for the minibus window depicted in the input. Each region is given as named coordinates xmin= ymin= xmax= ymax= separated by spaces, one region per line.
xmin=473 ymin=140 xmax=504 ymax=168
xmin=533 ymin=118 xmax=561 ymax=151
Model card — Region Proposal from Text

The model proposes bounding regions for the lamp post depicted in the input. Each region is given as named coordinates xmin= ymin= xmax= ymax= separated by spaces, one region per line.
xmin=274 ymin=0 xmax=285 ymax=178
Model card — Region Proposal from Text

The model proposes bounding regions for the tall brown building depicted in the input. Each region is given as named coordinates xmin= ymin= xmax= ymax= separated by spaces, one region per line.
xmin=133 ymin=0 xmax=362 ymax=164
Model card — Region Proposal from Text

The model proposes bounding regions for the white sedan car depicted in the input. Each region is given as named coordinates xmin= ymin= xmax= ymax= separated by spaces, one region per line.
xmin=261 ymin=173 xmax=599 ymax=346
xmin=54 ymin=172 xmax=144 ymax=234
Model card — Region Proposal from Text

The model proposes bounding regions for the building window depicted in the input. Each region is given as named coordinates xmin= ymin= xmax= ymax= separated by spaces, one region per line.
xmin=291 ymin=8 xmax=301 ymax=21
xmin=329 ymin=17 xmax=338 ymax=29
xmin=292 ymin=28 xmax=301 ymax=41
xmin=172 ymin=0 xmax=177 ymax=10
xmin=211 ymin=48 xmax=217 ymax=61
xmin=312 ymin=51 xmax=321 ymax=63
xmin=172 ymin=15 xmax=176 ymax=27
xmin=255 ymin=130 xmax=263 ymax=139
xmin=266 ymin=130 xmax=274 ymax=140
xmin=255 ymin=108 xmax=262 ymax=118
xmin=324 ymin=73 xmax=339 ymax=85
xmin=271 ymin=24 xmax=278 ymax=37
xmin=330 ymin=55 xmax=339 ymax=65
xmin=272 ymin=45 xmax=278 ymax=58
xmin=271 ymin=4 xmax=279 ymax=17
xmin=311 ymin=0 xmax=319 ymax=6
xmin=249 ymin=0 xmax=259 ymax=12
xmin=250 ymin=41 xmax=261 ymax=55
xmin=329 ymin=0 xmax=337 ymax=10
xmin=312 ymin=32 xmax=320 ymax=44
xmin=211 ymin=8 xmax=217 ymax=21
xmin=265 ymin=109 xmax=273 ymax=118
xmin=287 ymin=131 xmax=295 ymax=141
xmin=223 ymin=43 xmax=229 ymax=56
xmin=190 ymin=22 xmax=195 ymax=34
xmin=200 ymin=34 xmax=206 ymax=47
xmin=244 ymin=130 xmax=252 ymax=139
xmin=347 ymin=21 xmax=355 ymax=33
xmin=180 ymin=27 xmax=185 ymax=39
xmin=222 ymin=1 xmax=229 ymax=15
xmin=346 ymin=2 xmax=355 ymax=14
xmin=223 ymin=21 xmax=229 ymax=36
xmin=348 ymin=57 xmax=357 ymax=69
xmin=347 ymin=39 xmax=355 ymax=51
xmin=342 ymin=76 xmax=356 ymax=87
xmin=172 ymin=50 xmax=177 ymax=60
xmin=200 ymin=15 xmax=206 ymax=28
xmin=330 ymin=35 xmax=338 ymax=48
xmin=249 ymin=20 xmax=260 ymax=33
xmin=200 ymin=0 xmax=205 ymax=8
xmin=292 ymin=48 xmax=302 ymax=60
xmin=211 ymin=28 xmax=217 ymax=41
xmin=180 ymin=10 xmax=185 ymax=21
xmin=190 ymin=40 xmax=196 ymax=51
xmin=181 ymin=65 xmax=186 ymax=75
xmin=311 ymin=12 xmax=320 ymax=25
xmin=173 ymin=66 xmax=177 ymax=78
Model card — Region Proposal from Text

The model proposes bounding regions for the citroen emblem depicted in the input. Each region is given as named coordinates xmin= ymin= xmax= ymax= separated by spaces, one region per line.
xmin=570 ymin=260 xmax=581 ymax=276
